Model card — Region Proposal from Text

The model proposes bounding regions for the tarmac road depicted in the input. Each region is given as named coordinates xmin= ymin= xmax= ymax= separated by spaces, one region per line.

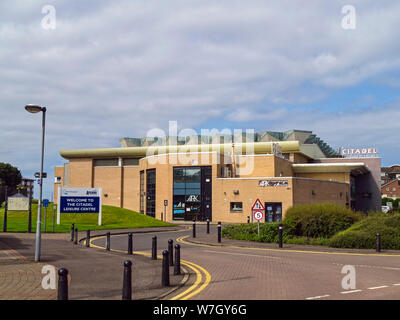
xmin=90 ymin=224 xmax=400 ymax=300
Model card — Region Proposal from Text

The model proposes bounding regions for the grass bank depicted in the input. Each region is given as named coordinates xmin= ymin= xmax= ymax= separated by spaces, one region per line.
xmin=0 ymin=203 xmax=174 ymax=233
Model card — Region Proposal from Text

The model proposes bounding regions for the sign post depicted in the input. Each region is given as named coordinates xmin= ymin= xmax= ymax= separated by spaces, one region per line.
xmin=43 ymin=199 xmax=49 ymax=233
xmin=57 ymin=187 xmax=102 ymax=226
xmin=164 ymin=200 xmax=168 ymax=222
xmin=252 ymin=199 xmax=265 ymax=237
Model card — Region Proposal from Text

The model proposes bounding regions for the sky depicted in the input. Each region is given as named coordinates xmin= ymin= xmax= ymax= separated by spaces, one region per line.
xmin=1 ymin=0 xmax=400 ymax=200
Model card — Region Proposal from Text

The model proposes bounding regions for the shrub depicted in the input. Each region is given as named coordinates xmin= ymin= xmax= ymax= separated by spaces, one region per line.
xmin=222 ymin=222 xmax=294 ymax=243
xmin=283 ymin=203 xmax=361 ymax=238
xmin=329 ymin=213 xmax=400 ymax=249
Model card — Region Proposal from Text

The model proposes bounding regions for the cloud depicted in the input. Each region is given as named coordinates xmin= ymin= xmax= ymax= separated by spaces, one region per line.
xmin=1 ymin=0 xmax=400 ymax=198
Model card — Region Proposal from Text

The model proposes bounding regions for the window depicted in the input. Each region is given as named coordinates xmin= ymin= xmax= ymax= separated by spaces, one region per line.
xmin=93 ymin=159 xmax=119 ymax=167
xmin=386 ymin=187 xmax=390 ymax=191
xmin=393 ymin=188 xmax=397 ymax=191
xmin=230 ymin=202 xmax=243 ymax=212
xmin=173 ymin=167 xmax=201 ymax=220
xmin=122 ymin=158 xmax=139 ymax=166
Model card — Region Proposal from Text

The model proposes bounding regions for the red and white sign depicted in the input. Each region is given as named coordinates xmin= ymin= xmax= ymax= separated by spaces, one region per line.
xmin=252 ymin=199 xmax=265 ymax=221
xmin=253 ymin=210 xmax=264 ymax=221
xmin=251 ymin=199 xmax=265 ymax=211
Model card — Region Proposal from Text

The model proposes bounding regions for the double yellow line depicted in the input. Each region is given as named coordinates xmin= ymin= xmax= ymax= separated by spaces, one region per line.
xmin=88 ymin=234 xmax=211 ymax=300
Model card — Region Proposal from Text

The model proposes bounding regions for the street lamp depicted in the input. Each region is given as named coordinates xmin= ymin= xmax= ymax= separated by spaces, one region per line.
xmin=25 ymin=104 xmax=46 ymax=262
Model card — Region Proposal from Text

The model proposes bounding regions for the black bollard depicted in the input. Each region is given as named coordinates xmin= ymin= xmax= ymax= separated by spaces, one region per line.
xmin=278 ymin=224 xmax=283 ymax=248
xmin=122 ymin=260 xmax=132 ymax=300
xmin=57 ymin=268 xmax=69 ymax=300
xmin=174 ymin=244 xmax=181 ymax=275
xmin=70 ymin=223 xmax=75 ymax=241
xmin=106 ymin=232 xmax=111 ymax=251
xmin=86 ymin=230 xmax=90 ymax=247
xmin=162 ymin=250 xmax=170 ymax=287
xmin=192 ymin=220 xmax=196 ymax=238
xmin=152 ymin=236 xmax=157 ymax=260
xmin=74 ymin=228 xmax=78 ymax=245
xmin=128 ymin=233 xmax=133 ymax=255
xmin=168 ymin=239 xmax=174 ymax=266
xmin=376 ymin=233 xmax=381 ymax=252
xmin=206 ymin=219 xmax=210 ymax=234
xmin=217 ymin=222 xmax=222 ymax=243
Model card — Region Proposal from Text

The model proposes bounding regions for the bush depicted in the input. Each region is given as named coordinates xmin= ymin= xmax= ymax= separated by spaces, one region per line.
xmin=329 ymin=213 xmax=400 ymax=249
xmin=222 ymin=222 xmax=294 ymax=243
xmin=283 ymin=203 xmax=361 ymax=238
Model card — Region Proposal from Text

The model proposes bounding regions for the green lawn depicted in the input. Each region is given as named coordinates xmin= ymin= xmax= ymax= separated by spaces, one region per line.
xmin=0 ymin=203 xmax=174 ymax=233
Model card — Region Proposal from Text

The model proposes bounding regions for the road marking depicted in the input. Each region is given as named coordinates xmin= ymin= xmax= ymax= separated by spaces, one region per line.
xmin=393 ymin=283 xmax=400 ymax=286
xmin=306 ymin=295 xmax=330 ymax=300
xmin=175 ymin=260 xmax=212 ymax=301
xmin=89 ymin=233 xmax=211 ymax=300
xmin=177 ymin=235 xmax=400 ymax=257
xmin=340 ymin=290 xmax=362 ymax=294
xmin=367 ymin=286 xmax=389 ymax=290
xmin=203 ymin=250 xmax=280 ymax=259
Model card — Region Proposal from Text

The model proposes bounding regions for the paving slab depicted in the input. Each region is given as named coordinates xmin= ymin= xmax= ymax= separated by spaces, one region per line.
xmin=0 ymin=228 xmax=186 ymax=300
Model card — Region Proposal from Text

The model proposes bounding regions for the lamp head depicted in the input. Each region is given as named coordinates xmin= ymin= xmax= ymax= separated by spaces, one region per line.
xmin=25 ymin=104 xmax=46 ymax=113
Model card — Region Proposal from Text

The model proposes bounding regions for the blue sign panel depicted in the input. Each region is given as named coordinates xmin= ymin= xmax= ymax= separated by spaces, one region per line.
xmin=43 ymin=199 xmax=49 ymax=207
xmin=60 ymin=196 xmax=100 ymax=213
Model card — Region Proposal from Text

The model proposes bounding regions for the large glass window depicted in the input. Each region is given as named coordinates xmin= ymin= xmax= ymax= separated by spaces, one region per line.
xmin=173 ymin=167 xmax=201 ymax=220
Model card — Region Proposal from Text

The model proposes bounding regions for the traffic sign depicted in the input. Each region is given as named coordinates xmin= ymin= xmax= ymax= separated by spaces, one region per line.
xmin=253 ymin=210 xmax=264 ymax=221
xmin=34 ymin=172 xmax=47 ymax=178
xmin=43 ymin=199 xmax=49 ymax=207
xmin=251 ymin=199 xmax=265 ymax=211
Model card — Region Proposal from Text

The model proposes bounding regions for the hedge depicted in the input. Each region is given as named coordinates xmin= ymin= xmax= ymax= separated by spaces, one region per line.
xmin=283 ymin=203 xmax=362 ymax=238
xmin=329 ymin=213 xmax=400 ymax=249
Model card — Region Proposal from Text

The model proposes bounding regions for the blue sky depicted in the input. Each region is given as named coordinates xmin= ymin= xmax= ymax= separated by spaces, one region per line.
xmin=1 ymin=0 xmax=400 ymax=200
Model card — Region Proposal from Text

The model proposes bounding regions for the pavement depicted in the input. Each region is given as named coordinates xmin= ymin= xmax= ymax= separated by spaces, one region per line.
xmin=0 ymin=227 xmax=187 ymax=300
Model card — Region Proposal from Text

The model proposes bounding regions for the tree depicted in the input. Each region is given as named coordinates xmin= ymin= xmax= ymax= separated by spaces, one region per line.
xmin=0 ymin=162 xmax=22 ymax=204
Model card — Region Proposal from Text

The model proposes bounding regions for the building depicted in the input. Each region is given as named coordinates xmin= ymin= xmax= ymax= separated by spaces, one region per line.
xmin=54 ymin=130 xmax=381 ymax=223
xmin=381 ymin=165 xmax=400 ymax=185
xmin=18 ymin=178 xmax=35 ymax=198
xmin=381 ymin=179 xmax=400 ymax=199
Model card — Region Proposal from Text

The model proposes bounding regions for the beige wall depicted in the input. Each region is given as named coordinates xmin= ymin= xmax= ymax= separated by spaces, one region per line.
xmin=292 ymin=178 xmax=349 ymax=206
xmin=213 ymin=177 xmax=294 ymax=223
xmin=93 ymin=166 xmax=122 ymax=207
xmin=53 ymin=166 xmax=64 ymax=204
xmin=295 ymin=171 xmax=350 ymax=183
xmin=122 ymin=166 xmax=141 ymax=212
xmin=68 ymin=158 xmax=93 ymax=187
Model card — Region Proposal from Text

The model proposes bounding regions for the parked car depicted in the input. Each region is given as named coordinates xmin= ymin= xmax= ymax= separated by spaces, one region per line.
xmin=382 ymin=205 xmax=392 ymax=213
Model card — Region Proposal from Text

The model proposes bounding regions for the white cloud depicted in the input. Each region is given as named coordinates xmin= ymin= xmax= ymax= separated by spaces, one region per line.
xmin=1 ymin=0 xmax=400 ymax=197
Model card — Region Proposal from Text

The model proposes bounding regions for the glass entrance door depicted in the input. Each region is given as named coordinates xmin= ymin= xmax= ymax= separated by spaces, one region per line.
xmin=265 ymin=202 xmax=282 ymax=223
xmin=173 ymin=166 xmax=212 ymax=221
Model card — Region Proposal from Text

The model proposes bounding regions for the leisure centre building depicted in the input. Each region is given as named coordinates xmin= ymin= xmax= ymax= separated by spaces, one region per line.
xmin=54 ymin=130 xmax=381 ymax=223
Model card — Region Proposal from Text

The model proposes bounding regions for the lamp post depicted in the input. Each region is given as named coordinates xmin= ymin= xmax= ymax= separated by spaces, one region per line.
xmin=25 ymin=104 xmax=46 ymax=262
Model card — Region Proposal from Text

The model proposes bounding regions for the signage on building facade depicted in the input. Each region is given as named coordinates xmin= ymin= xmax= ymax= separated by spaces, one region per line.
xmin=259 ymin=180 xmax=289 ymax=187
xmin=340 ymin=147 xmax=378 ymax=158
xmin=57 ymin=187 xmax=102 ymax=225
xmin=186 ymin=195 xmax=200 ymax=202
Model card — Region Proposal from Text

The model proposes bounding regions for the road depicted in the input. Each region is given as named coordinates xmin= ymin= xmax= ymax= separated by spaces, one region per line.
xmin=90 ymin=224 xmax=400 ymax=300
